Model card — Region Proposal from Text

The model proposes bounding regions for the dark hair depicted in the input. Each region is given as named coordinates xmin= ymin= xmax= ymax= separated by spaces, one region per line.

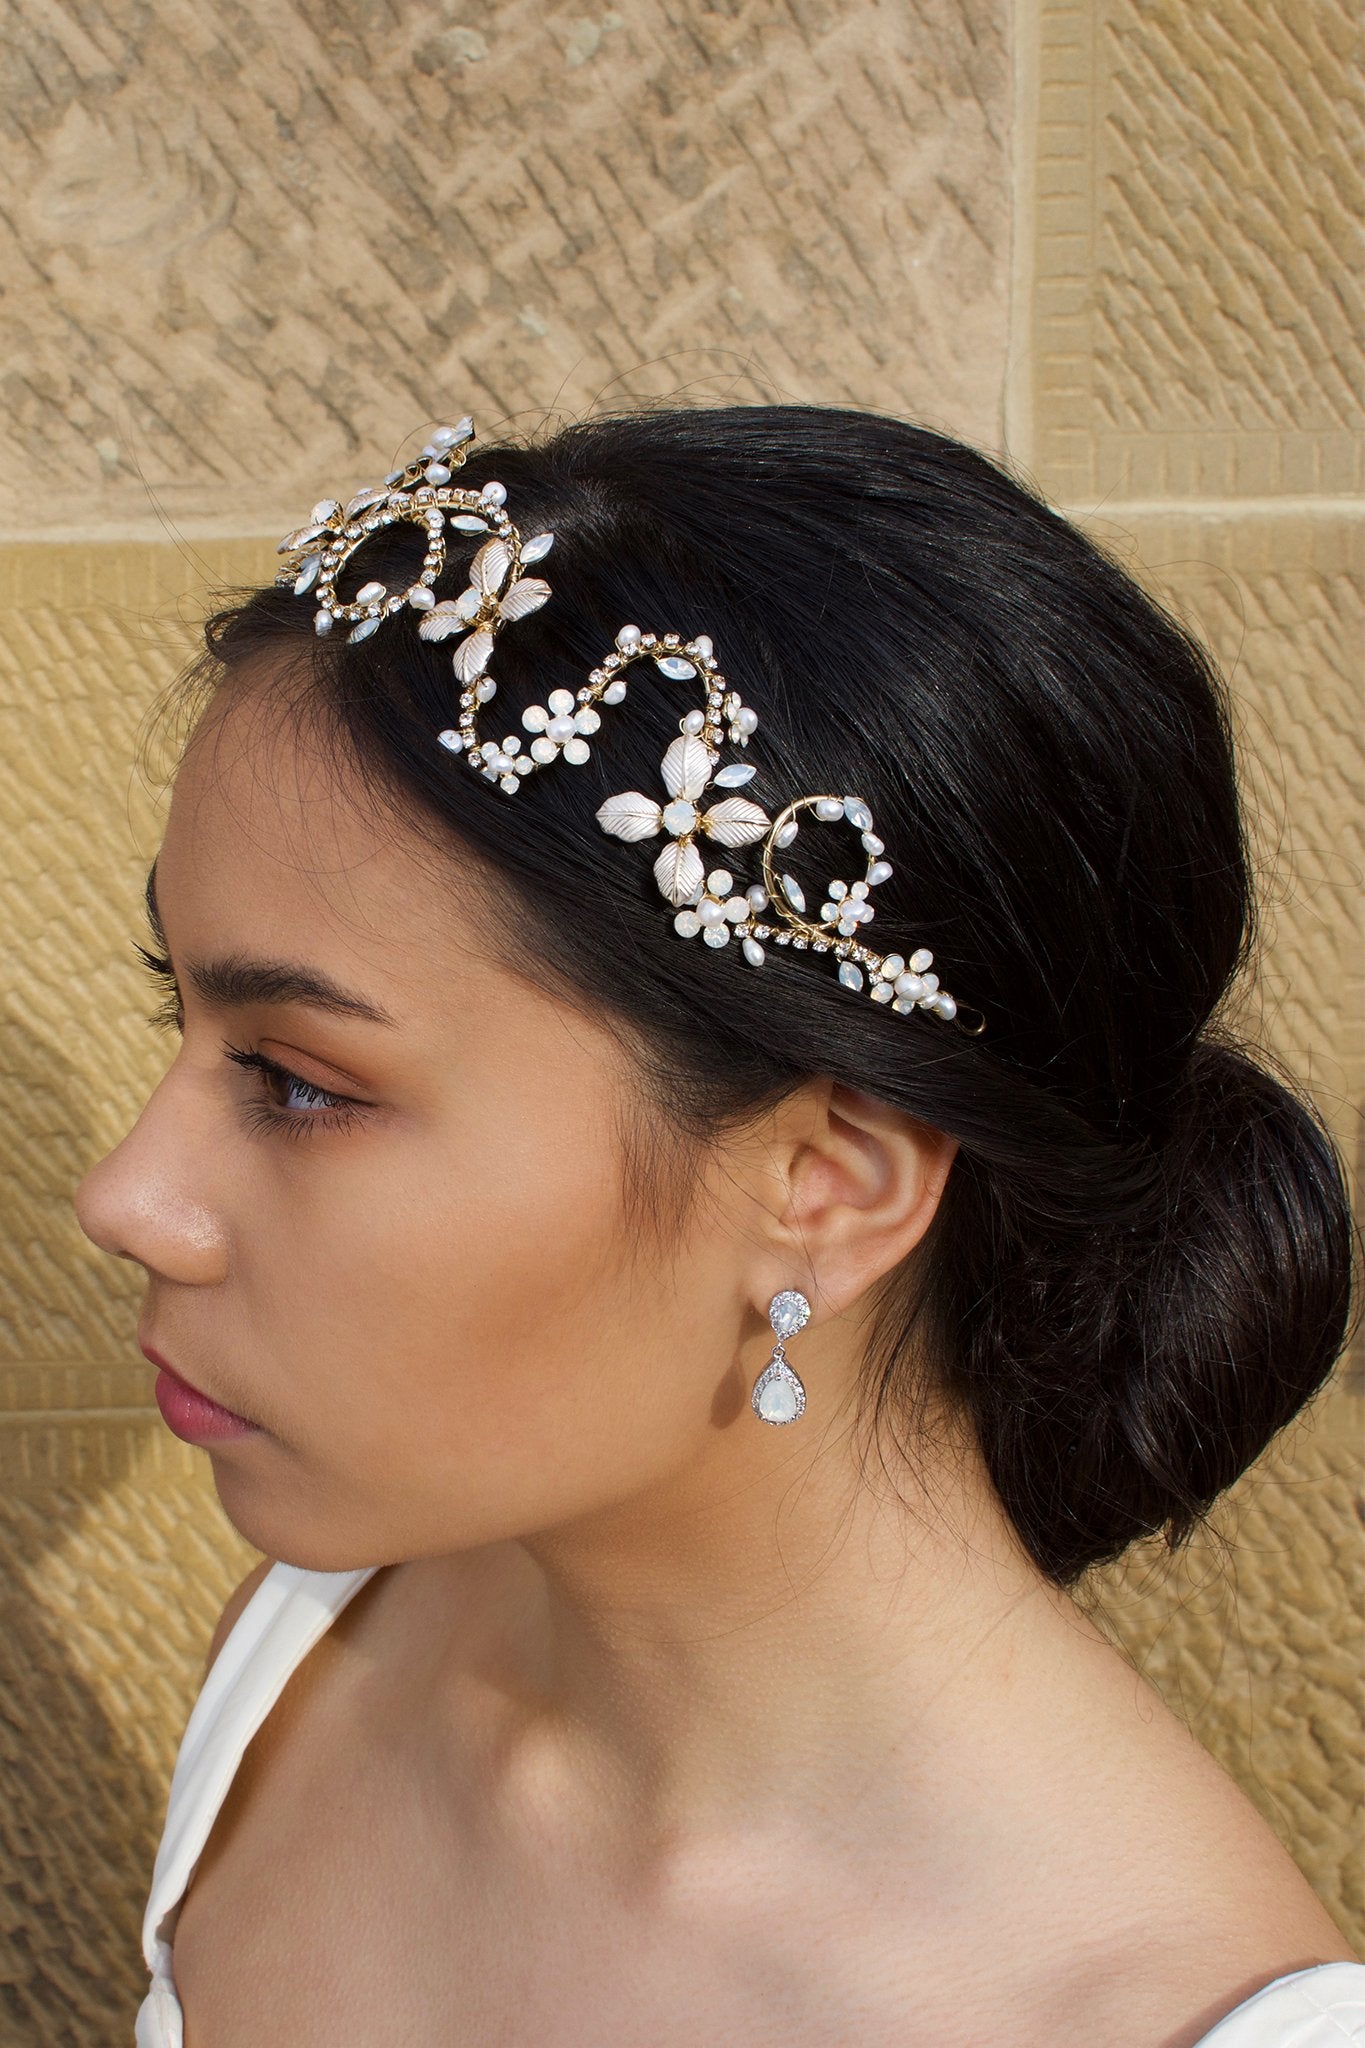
xmin=169 ymin=403 xmax=1358 ymax=1587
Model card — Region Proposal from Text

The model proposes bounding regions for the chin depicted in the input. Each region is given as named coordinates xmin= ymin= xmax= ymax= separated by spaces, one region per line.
xmin=208 ymin=1459 xmax=391 ymax=1577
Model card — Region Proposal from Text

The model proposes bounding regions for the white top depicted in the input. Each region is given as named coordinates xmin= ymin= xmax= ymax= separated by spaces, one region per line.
xmin=135 ymin=1560 xmax=1365 ymax=2047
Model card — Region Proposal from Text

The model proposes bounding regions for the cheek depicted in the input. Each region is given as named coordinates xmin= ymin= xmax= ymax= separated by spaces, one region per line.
xmin=236 ymin=1077 xmax=706 ymax=1548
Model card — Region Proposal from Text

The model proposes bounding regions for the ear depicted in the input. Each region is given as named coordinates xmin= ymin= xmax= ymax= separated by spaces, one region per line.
xmin=745 ymin=1078 xmax=958 ymax=1320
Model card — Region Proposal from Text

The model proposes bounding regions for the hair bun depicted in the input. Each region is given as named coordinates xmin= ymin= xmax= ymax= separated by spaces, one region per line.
xmin=944 ymin=1034 xmax=1357 ymax=1584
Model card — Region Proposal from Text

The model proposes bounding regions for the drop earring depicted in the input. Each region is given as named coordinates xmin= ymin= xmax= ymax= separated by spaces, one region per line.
xmin=751 ymin=1290 xmax=811 ymax=1424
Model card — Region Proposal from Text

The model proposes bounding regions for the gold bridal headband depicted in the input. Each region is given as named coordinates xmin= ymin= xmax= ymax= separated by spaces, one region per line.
xmin=276 ymin=416 xmax=985 ymax=1035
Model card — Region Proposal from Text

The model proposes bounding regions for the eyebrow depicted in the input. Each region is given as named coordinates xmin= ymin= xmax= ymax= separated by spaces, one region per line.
xmin=144 ymin=861 xmax=399 ymax=1028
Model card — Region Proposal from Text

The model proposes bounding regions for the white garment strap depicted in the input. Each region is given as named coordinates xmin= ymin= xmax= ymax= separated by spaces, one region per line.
xmin=140 ymin=1561 xmax=381 ymax=1981
xmin=1194 ymin=1961 xmax=1365 ymax=2046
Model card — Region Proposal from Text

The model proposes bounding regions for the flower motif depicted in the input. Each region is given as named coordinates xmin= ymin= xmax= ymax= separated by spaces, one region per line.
xmin=672 ymin=869 xmax=762 ymax=948
xmin=520 ymin=688 xmax=602 ymax=767
xmin=418 ymin=535 xmax=553 ymax=683
xmin=820 ymin=877 xmax=876 ymax=936
xmin=596 ymin=733 xmax=771 ymax=907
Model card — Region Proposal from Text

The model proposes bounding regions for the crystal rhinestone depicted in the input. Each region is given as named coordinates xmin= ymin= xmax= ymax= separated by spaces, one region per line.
xmin=838 ymin=961 xmax=864 ymax=992
xmin=910 ymin=948 xmax=934 ymax=972
xmin=792 ymin=936 xmax=808 ymax=948
xmin=815 ymin=797 xmax=844 ymax=822
xmin=656 ymin=654 xmax=697 ymax=680
xmin=781 ymin=873 xmax=806 ymax=913
xmin=844 ymin=797 xmax=874 ymax=830
xmin=769 ymin=1290 xmax=810 ymax=1338
xmin=437 ymin=729 xmax=463 ymax=750
xmin=742 ymin=937 xmax=765 ymax=966
xmin=662 ymin=798 xmax=698 ymax=835
xmin=756 ymin=1375 xmax=801 ymax=1424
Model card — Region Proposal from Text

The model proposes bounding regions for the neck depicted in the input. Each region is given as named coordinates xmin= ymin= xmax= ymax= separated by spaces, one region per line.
xmin=417 ymin=1395 xmax=1110 ymax=1855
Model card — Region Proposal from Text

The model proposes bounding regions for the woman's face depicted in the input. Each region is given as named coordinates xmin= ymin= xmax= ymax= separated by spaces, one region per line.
xmin=74 ymin=683 xmax=801 ymax=1572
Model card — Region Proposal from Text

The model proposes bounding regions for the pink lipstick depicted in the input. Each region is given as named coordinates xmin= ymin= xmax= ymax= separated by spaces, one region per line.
xmin=142 ymin=1343 xmax=261 ymax=1444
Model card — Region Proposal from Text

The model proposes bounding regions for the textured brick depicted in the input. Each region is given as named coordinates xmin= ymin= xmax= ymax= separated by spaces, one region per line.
xmin=0 ymin=0 xmax=1010 ymax=536
xmin=1026 ymin=0 xmax=1362 ymax=503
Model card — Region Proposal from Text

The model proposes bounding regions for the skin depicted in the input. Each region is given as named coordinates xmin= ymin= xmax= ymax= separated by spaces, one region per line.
xmin=75 ymin=677 xmax=1354 ymax=2046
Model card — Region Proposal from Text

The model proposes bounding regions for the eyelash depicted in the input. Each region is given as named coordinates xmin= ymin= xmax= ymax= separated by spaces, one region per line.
xmin=136 ymin=943 xmax=366 ymax=1141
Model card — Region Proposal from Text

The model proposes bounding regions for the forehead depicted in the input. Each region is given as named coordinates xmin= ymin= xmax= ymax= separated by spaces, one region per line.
xmin=157 ymin=682 xmax=512 ymax=1027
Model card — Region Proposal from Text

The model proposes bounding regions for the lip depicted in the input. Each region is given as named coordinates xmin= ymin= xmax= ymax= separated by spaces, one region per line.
xmin=140 ymin=1338 xmax=261 ymax=1444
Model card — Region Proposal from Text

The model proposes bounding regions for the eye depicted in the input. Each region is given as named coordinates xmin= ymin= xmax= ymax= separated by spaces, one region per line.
xmin=222 ymin=1046 xmax=366 ymax=1141
xmin=135 ymin=941 xmax=366 ymax=1141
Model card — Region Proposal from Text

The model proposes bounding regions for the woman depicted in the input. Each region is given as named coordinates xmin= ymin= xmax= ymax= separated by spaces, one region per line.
xmin=76 ymin=405 xmax=1363 ymax=2046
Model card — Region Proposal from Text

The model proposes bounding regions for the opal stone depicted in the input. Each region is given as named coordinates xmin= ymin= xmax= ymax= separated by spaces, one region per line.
xmin=758 ymin=1377 xmax=800 ymax=1423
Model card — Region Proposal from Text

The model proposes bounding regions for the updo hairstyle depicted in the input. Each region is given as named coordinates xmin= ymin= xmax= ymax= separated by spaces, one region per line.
xmin=168 ymin=405 xmax=1358 ymax=1587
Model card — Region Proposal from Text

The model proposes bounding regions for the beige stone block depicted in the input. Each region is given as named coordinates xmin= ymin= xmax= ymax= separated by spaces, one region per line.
xmin=1022 ymin=0 xmax=1362 ymax=504
xmin=0 ymin=0 xmax=1010 ymax=537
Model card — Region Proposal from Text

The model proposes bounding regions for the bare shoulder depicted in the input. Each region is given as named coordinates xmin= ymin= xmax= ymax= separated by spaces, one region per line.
xmin=203 ymin=1556 xmax=276 ymax=1677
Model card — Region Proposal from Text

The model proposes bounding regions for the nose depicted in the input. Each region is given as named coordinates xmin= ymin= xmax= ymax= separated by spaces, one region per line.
xmin=74 ymin=1065 xmax=229 ymax=1288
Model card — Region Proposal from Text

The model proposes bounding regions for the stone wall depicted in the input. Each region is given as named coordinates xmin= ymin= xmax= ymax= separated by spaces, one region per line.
xmin=0 ymin=0 xmax=1358 ymax=2033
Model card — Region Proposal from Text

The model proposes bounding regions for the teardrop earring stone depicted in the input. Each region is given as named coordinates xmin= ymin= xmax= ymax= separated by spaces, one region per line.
xmin=768 ymin=1290 xmax=810 ymax=1339
xmin=751 ymin=1354 xmax=806 ymax=1424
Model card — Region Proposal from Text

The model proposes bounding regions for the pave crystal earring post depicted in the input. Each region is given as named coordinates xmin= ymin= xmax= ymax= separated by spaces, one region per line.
xmin=751 ymin=1290 xmax=811 ymax=1424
